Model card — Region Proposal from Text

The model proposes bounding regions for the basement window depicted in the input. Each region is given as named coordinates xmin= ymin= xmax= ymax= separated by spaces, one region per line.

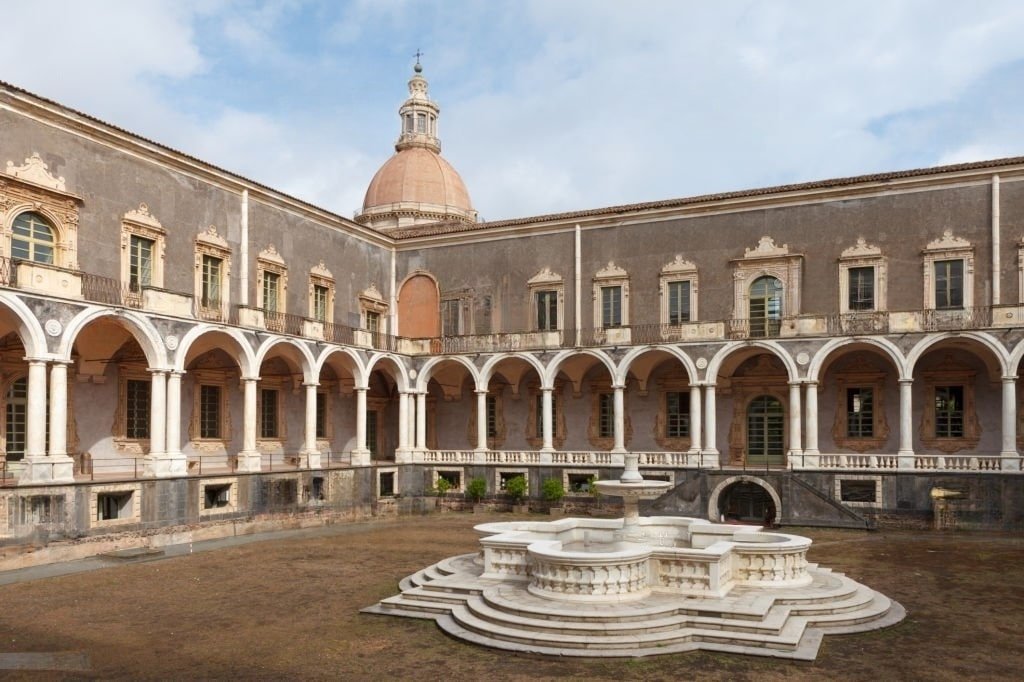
xmin=98 ymin=492 xmax=133 ymax=521
xmin=204 ymin=484 xmax=231 ymax=509
xmin=311 ymin=476 xmax=325 ymax=502
xmin=379 ymin=471 xmax=396 ymax=498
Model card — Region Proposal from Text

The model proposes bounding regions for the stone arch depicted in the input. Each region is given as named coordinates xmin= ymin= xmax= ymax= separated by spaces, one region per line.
xmin=905 ymin=331 xmax=1009 ymax=378
xmin=808 ymin=336 xmax=907 ymax=382
xmin=616 ymin=345 xmax=698 ymax=386
xmin=315 ymin=346 xmax=366 ymax=386
xmin=418 ymin=354 xmax=480 ymax=392
xmin=174 ymin=325 xmax=256 ymax=377
xmin=254 ymin=337 xmax=316 ymax=384
xmin=397 ymin=271 xmax=439 ymax=338
xmin=364 ymin=353 xmax=410 ymax=392
xmin=478 ymin=352 xmax=545 ymax=391
xmin=59 ymin=307 xmax=167 ymax=368
xmin=706 ymin=340 xmax=799 ymax=383
xmin=544 ymin=349 xmax=617 ymax=388
xmin=3 ymin=204 xmax=73 ymax=268
xmin=0 ymin=291 xmax=47 ymax=358
xmin=707 ymin=475 xmax=783 ymax=524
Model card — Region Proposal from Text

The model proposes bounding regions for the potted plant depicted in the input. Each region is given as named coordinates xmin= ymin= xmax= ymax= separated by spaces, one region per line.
xmin=505 ymin=475 xmax=529 ymax=514
xmin=466 ymin=477 xmax=488 ymax=513
xmin=432 ymin=475 xmax=452 ymax=511
xmin=542 ymin=477 xmax=565 ymax=517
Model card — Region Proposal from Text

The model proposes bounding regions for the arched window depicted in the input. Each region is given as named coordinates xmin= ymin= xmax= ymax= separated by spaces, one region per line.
xmin=4 ymin=377 xmax=27 ymax=462
xmin=11 ymin=212 xmax=56 ymax=264
xmin=749 ymin=276 xmax=783 ymax=337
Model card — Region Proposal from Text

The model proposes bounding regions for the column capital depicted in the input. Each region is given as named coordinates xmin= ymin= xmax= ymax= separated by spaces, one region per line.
xmin=48 ymin=359 xmax=73 ymax=367
xmin=23 ymin=357 xmax=49 ymax=367
xmin=147 ymin=368 xmax=170 ymax=376
xmin=167 ymin=369 xmax=186 ymax=378
xmin=1001 ymin=375 xmax=1017 ymax=383
xmin=302 ymin=381 xmax=320 ymax=388
xmin=242 ymin=375 xmax=262 ymax=383
xmin=898 ymin=378 xmax=915 ymax=386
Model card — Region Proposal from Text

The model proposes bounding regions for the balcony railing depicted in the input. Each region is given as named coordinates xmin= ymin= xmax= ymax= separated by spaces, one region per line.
xmin=81 ymin=272 xmax=142 ymax=309
xmin=921 ymin=307 xmax=991 ymax=331
xmin=196 ymin=297 xmax=225 ymax=322
xmin=0 ymin=255 xmax=16 ymax=287
xmin=323 ymin=321 xmax=356 ymax=345
xmin=726 ymin=318 xmax=782 ymax=339
xmin=263 ymin=309 xmax=305 ymax=336
xmin=827 ymin=311 xmax=890 ymax=335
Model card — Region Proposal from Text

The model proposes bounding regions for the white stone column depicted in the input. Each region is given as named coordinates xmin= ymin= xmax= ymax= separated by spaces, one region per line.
xmin=163 ymin=370 xmax=186 ymax=475
xmin=353 ymin=387 xmax=370 ymax=465
xmin=475 ymin=390 xmax=488 ymax=452
xmin=237 ymin=377 xmax=261 ymax=472
xmin=20 ymin=359 xmax=72 ymax=484
xmin=540 ymin=387 xmax=554 ymax=464
xmin=406 ymin=392 xmax=416 ymax=453
xmin=688 ymin=384 xmax=702 ymax=454
xmin=302 ymin=382 xmax=321 ymax=468
xmin=898 ymin=379 xmax=915 ymax=467
xmin=415 ymin=391 xmax=427 ymax=452
xmin=48 ymin=361 xmax=69 ymax=458
xmin=803 ymin=381 xmax=820 ymax=464
xmin=144 ymin=370 xmax=167 ymax=477
xmin=1001 ymin=376 xmax=1020 ymax=468
xmin=396 ymin=390 xmax=411 ymax=462
xmin=787 ymin=381 xmax=802 ymax=462
xmin=612 ymin=384 xmax=626 ymax=454
xmin=703 ymin=383 xmax=719 ymax=462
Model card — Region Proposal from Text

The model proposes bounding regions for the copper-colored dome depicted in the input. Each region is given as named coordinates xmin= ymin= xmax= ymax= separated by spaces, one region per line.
xmin=361 ymin=147 xmax=474 ymax=217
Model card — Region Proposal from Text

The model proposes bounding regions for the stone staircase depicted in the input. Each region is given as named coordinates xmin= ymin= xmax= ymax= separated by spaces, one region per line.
xmin=363 ymin=553 xmax=905 ymax=660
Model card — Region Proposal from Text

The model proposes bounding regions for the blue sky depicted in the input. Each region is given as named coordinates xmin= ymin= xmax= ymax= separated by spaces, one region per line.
xmin=3 ymin=1 xmax=1024 ymax=221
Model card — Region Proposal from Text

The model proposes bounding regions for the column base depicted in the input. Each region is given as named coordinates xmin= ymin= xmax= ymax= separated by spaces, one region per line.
xmin=303 ymin=451 xmax=322 ymax=469
xmin=897 ymin=451 xmax=916 ymax=470
xmin=394 ymin=448 xmax=414 ymax=464
xmin=144 ymin=453 xmax=187 ymax=478
xmin=18 ymin=455 xmax=75 ymax=485
xmin=235 ymin=451 xmax=262 ymax=472
xmin=351 ymin=449 xmax=371 ymax=466
xmin=700 ymin=451 xmax=721 ymax=468
xmin=539 ymin=448 xmax=554 ymax=465
xmin=1000 ymin=454 xmax=1021 ymax=471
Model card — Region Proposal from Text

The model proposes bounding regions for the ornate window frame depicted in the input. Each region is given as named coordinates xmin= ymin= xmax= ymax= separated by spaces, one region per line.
xmin=654 ymin=373 xmax=692 ymax=451
xmin=659 ymin=255 xmax=698 ymax=325
xmin=1 ymin=153 xmax=81 ymax=269
xmin=256 ymin=244 xmax=288 ymax=314
xmin=525 ymin=383 xmax=567 ymax=448
xmin=830 ymin=362 xmax=890 ymax=452
xmin=730 ymin=236 xmax=802 ymax=321
xmin=119 ymin=203 xmax=166 ymax=292
xmin=112 ymin=365 xmax=153 ymax=454
xmin=359 ymin=284 xmax=389 ymax=331
xmin=922 ymin=230 xmax=973 ymax=310
xmin=309 ymin=261 xmax=335 ymax=323
xmin=188 ymin=370 xmax=233 ymax=451
xmin=194 ymin=226 xmax=232 ymax=317
xmin=838 ymin=238 xmax=886 ymax=314
xmin=528 ymin=267 xmax=565 ymax=331
xmin=592 ymin=262 xmax=630 ymax=329
xmin=919 ymin=357 xmax=980 ymax=453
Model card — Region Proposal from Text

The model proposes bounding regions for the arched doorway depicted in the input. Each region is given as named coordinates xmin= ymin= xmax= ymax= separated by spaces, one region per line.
xmin=746 ymin=395 xmax=785 ymax=465
xmin=719 ymin=480 xmax=776 ymax=524
xmin=749 ymin=276 xmax=782 ymax=337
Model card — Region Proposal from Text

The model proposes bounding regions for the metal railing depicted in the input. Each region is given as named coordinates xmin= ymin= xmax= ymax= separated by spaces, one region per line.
xmin=81 ymin=272 xmax=143 ymax=308
xmin=323 ymin=321 xmax=356 ymax=345
xmin=827 ymin=311 xmax=890 ymax=335
xmin=263 ymin=309 xmax=305 ymax=336
xmin=0 ymin=255 xmax=16 ymax=287
xmin=921 ymin=306 xmax=992 ymax=331
xmin=726 ymin=318 xmax=782 ymax=339
xmin=196 ymin=297 xmax=226 ymax=322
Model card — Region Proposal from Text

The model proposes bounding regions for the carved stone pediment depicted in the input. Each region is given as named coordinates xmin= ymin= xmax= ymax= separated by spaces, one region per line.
xmin=123 ymin=203 xmax=164 ymax=232
xmin=5 ymin=153 xmax=65 ymax=191
xmin=196 ymin=225 xmax=229 ymax=250
xmin=257 ymin=244 xmax=285 ymax=266
xmin=361 ymin=283 xmax=385 ymax=302
xmin=840 ymin=237 xmax=882 ymax=259
xmin=311 ymin=261 xmax=334 ymax=281
xmin=744 ymin=236 xmax=789 ymax=258
xmin=924 ymin=230 xmax=971 ymax=252
xmin=594 ymin=261 xmax=628 ymax=280
xmin=528 ymin=267 xmax=563 ymax=285
xmin=661 ymin=254 xmax=697 ymax=275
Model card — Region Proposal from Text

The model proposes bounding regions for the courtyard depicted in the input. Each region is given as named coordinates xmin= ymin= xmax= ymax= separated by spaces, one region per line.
xmin=0 ymin=514 xmax=1021 ymax=680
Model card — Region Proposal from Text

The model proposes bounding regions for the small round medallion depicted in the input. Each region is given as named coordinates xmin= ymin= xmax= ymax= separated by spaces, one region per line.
xmin=796 ymin=351 xmax=810 ymax=366
xmin=409 ymin=369 xmax=418 ymax=380
xmin=695 ymin=357 xmax=708 ymax=370
xmin=165 ymin=335 xmax=179 ymax=350
xmin=44 ymin=319 xmax=63 ymax=337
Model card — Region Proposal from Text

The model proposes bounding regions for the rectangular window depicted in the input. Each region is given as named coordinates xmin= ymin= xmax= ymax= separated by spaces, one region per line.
xmin=366 ymin=410 xmax=379 ymax=456
xmin=125 ymin=378 xmax=151 ymax=439
xmin=934 ymin=386 xmax=965 ymax=438
xmin=129 ymin=235 xmax=154 ymax=290
xmin=846 ymin=387 xmax=874 ymax=438
xmin=598 ymin=393 xmax=614 ymax=438
xmin=260 ymin=389 xmax=279 ymax=439
xmin=601 ymin=286 xmax=622 ymax=328
xmin=315 ymin=392 xmax=327 ymax=439
xmin=4 ymin=378 xmax=27 ymax=461
xmin=201 ymin=255 xmax=222 ymax=308
xmin=667 ymin=281 xmax=691 ymax=324
xmin=665 ymin=391 xmax=690 ymax=438
xmin=486 ymin=395 xmax=498 ymax=438
xmin=934 ymin=259 xmax=964 ymax=310
xmin=839 ymin=480 xmax=877 ymax=503
xmin=203 ymin=484 xmax=231 ymax=509
xmin=199 ymin=385 xmax=222 ymax=439
xmin=379 ymin=471 xmax=395 ymax=497
xmin=848 ymin=266 xmax=875 ymax=311
xmin=567 ymin=473 xmax=593 ymax=494
xmin=262 ymin=272 xmax=280 ymax=313
xmin=312 ymin=284 xmax=328 ymax=321
xmin=535 ymin=290 xmax=558 ymax=330
xmin=441 ymin=299 xmax=462 ymax=336
xmin=365 ymin=311 xmax=380 ymax=333
xmin=98 ymin=492 xmax=133 ymax=521
xmin=416 ymin=113 xmax=427 ymax=133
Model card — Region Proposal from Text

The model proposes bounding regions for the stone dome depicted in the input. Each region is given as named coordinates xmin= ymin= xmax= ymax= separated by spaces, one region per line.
xmin=355 ymin=63 xmax=477 ymax=232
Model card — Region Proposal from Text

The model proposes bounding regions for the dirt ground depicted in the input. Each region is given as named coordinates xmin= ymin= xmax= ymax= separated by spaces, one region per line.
xmin=1 ymin=514 xmax=1022 ymax=681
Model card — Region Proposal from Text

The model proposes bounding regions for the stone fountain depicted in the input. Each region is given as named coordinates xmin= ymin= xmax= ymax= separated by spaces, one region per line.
xmin=363 ymin=462 xmax=904 ymax=659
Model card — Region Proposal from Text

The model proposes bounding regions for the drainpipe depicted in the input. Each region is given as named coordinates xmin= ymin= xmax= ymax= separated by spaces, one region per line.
xmin=992 ymin=175 xmax=1000 ymax=306
xmin=575 ymin=224 xmax=582 ymax=347
xmin=240 ymin=189 xmax=250 ymax=307
xmin=390 ymin=248 xmax=398 ymax=335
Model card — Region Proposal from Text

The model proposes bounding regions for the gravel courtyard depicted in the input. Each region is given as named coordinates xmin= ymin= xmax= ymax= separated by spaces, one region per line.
xmin=1 ymin=514 xmax=1022 ymax=680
